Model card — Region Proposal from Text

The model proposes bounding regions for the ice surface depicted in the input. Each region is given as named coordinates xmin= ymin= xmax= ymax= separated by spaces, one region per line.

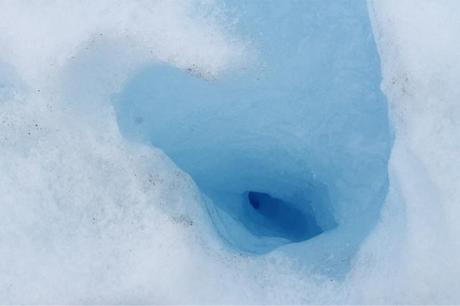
xmin=115 ymin=1 xmax=392 ymax=267
xmin=0 ymin=0 xmax=459 ymax=304
xmin=345 ymin=1 xmax=460 ymax=303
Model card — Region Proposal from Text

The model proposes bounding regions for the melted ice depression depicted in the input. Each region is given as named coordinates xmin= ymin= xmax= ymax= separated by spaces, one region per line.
xmin=0 ymin=0 xmax=459 ymax=304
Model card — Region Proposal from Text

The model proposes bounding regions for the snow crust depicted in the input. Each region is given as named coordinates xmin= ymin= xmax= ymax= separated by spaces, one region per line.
xmin=346 ymin=1 xmax=460 ymax=303
xmin=0 ymin=0 xmax=459 ymax=303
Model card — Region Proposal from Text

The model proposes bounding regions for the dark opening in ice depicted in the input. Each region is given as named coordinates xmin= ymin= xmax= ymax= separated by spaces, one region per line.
xmin=245 ymin=191 xmax=323 ymax=242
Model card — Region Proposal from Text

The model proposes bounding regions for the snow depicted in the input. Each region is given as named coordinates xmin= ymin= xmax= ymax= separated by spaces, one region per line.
xmin=0 ymin=0 xmax=459 ymax=303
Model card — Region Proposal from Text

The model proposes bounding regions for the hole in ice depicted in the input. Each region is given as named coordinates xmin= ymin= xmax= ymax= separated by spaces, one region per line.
xmin=245 ymin=191 xmax=323 ymax=241
xmin=113 ymin=0 xmax=393 ymax=275
xmin=202 ymin=177 xmax=337 ymax=254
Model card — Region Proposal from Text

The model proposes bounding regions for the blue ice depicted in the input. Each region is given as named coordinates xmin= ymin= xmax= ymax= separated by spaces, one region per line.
xmin=114 ymin=0 xmax=392 ymax=276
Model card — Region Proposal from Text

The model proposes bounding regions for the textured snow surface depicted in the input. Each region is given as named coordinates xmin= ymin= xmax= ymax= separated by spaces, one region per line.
xmin=0 ymin=0 xmax=459 ymax=304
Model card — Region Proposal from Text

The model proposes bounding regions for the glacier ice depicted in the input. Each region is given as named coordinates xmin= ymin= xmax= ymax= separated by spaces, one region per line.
xmin=0 ymin=0 xmax=459 ymax=304
xmin=114 ymin=0 xmax=392 ymax=273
